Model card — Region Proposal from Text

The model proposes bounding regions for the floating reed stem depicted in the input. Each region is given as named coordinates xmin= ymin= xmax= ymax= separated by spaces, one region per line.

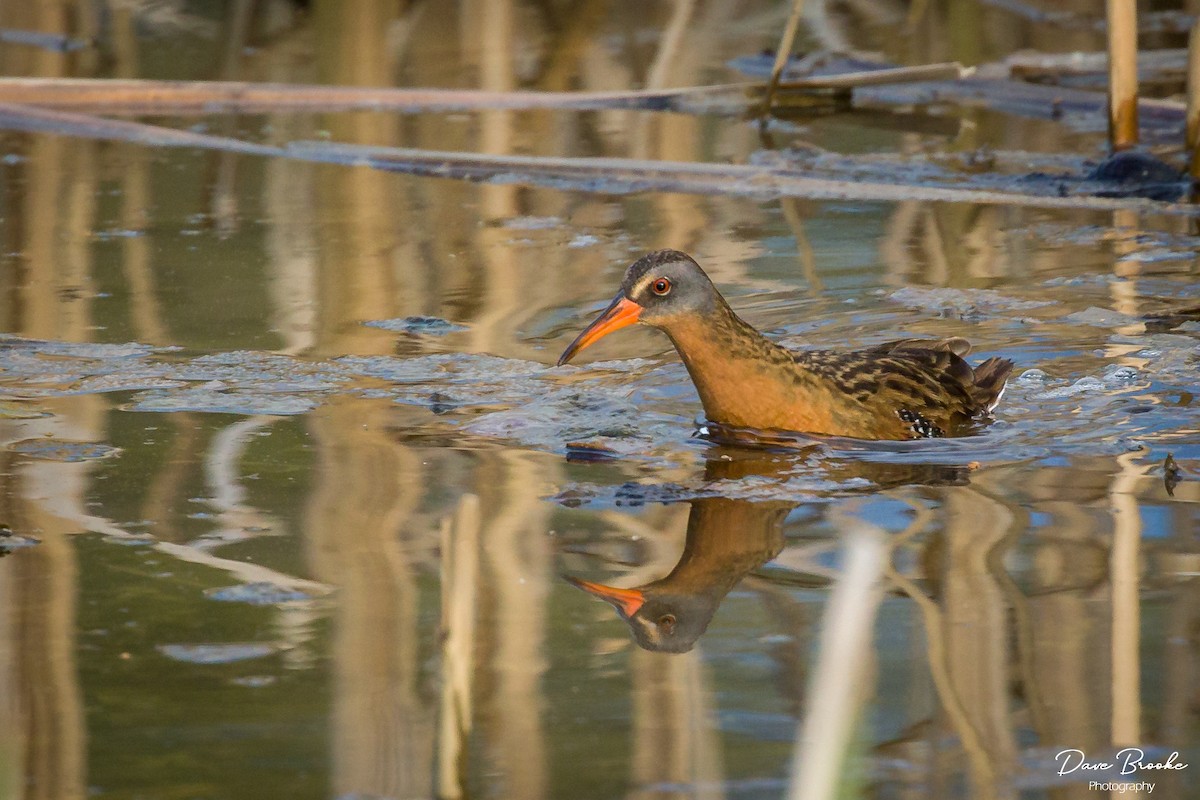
xmin=1107 ymin=0 xmax=1139 ymax=150
xmin=2 ymin=103 xmax=1197 ymax=215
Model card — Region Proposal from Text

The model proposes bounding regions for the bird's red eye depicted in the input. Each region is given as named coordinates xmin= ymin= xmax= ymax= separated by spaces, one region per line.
xmin=652 ymin=278 xmax=672 ymax=296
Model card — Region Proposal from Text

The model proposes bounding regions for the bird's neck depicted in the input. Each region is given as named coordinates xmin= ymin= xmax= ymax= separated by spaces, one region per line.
xmin=661 ymin=305 xmax=806 ymax=429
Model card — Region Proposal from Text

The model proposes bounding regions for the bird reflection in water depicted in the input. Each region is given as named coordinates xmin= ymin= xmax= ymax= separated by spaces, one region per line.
xmin=569 ymin=491 xmax=790 ymax=654
xmin=565 ymin=446 xmax=970 ymax=653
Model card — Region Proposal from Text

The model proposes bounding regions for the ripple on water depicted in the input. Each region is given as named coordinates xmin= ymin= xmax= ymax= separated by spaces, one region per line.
xmin=204 ymin=582 xmax=317 ymax=606
xmin=127 ymin=387 xmax=321 ymax=416
xmin=554 ymin=472 xmax=860 ymax=508
xmin=7 ymin=439 xmax=120 ymax=462
xmin=0 ymin=335 xmax=160 ymax=360
xmin=888 ymin=286 xmax=1053 ymax=322
xmin=1065 ymin=307 xmax=1145 ymax=328
xmin=229 ymin=675 xmax=278 ymax=688
xmin=1 ymin=320 xmax=1198 ymax=471
xmin=156 ymin=643 xmax=278 ymax=665
xmin=0 ymin=533 xmax=41 ymax=554
xmin=363 ymin=315 xmax=467 ymax=335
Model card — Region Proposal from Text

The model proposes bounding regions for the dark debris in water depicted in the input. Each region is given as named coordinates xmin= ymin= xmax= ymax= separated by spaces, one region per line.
xmin=746 ymin=143 xmax=1191 ymax=203
xmin=555 ymin=481 xmax=702 ymax=508
xmin=1163 ymin=453 xmax=1186 ymax=497
xmin=1143 ymin=303 xmax=1200 ymax=333
xmin=1085 ymin=150 xmax=1186 ymax=202
xmin=565 ymin=440 xmax=621 ymax=463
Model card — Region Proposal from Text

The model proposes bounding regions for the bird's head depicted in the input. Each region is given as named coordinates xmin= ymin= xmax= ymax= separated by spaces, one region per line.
xmin=557 ymin=250 xmax=719 ymax=365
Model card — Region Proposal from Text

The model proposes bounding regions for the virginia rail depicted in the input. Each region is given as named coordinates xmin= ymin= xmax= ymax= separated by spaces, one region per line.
xmin=557 ymin=250 xmax=1013 ymax=440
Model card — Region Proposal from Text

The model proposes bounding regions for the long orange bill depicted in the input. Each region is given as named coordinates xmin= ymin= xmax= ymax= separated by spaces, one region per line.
xmin=557 ymin=294 xmax=643 ymax=366
xmin=566 ymin=576 xmax=646 ymax=618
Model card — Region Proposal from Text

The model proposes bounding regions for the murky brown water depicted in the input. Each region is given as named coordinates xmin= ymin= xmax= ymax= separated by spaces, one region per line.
xmin=0 ymin=2 xmax=1198 ymax=799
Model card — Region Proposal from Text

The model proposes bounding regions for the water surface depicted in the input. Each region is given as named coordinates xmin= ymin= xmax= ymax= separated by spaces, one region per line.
xmin=0 ymin=2 xmax=1197 ymax=799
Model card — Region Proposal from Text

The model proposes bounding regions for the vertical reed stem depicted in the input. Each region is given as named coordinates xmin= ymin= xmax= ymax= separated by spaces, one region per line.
xmin=1106 ymin=0 xmax=1139 ymax=150
xmin=1186 ymin=19 xmax=1200 ymax=179
xmin=762 ymin=0 xmax=807 ymax=116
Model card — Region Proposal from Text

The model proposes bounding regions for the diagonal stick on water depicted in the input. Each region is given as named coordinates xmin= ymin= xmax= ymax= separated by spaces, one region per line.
xmin=762 ymin=0 xmax=807 ymax=115
xmin=0 ymin=102 xmax=1197 ymax=215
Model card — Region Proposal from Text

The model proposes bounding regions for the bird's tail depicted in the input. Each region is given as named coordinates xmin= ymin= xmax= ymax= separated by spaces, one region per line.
xmin=972 ymin=357 xmax=1015 ymax=413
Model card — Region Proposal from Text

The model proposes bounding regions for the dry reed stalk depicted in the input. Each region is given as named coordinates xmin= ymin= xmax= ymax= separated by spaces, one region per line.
xmin=762 ymin=0 xmax=807 ymax=114
xmin=1107 ymin=0 xmax=1139 ymax=150
xmin=1187 ymin=19 xmax=1200 ymax=179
